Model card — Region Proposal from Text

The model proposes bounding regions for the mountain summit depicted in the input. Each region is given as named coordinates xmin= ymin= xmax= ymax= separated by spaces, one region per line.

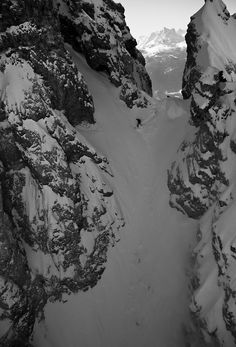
xmin=138 ymin=27 xmax=186 ymax=57
xmin=138 ymin=28 xmax=186 ymax=98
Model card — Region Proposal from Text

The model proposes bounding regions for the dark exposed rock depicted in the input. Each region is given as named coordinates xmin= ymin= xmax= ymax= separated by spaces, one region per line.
xmin=182 ymin=21 xmax=202 ymax=100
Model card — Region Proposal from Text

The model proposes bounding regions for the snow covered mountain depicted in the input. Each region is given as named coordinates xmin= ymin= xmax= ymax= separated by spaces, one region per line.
xmin=168 ymin=0 xmax=236 ymax=345
xmin=138 ymin=27 xmax=186 ymax=56
xmin=138 ymin=28 xmax=186 ymax=98
xmin=1 ymin=0 xmax=236 ymax=346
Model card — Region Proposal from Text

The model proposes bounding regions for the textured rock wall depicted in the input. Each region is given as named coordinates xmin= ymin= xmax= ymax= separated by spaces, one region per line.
xmin=58 ymin=0 xmax=153 ymax=108
xmin=168 ymin=0 xmax=236 ymax=345
xmin=0 ymin=1 xmax=125 ymax=345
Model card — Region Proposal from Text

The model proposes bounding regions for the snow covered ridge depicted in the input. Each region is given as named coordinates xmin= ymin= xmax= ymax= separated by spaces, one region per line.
xmin=57 ymin=0 xmax=153 ymax=108
xmin=168 ymin=0 xmax=236 ymax=345
xmin=0 ymin=1 xmax=124 ymax=345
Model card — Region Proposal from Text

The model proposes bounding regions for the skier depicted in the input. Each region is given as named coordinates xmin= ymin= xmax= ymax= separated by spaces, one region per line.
xmin=136 ymin=118 xmax=142 ymax=128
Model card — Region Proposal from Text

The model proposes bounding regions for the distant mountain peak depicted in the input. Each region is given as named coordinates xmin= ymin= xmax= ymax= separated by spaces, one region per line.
xmin=137 ymin=27 xmax=186 ymax=57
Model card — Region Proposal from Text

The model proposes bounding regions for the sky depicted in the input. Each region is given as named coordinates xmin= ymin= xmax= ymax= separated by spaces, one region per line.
xmin=117 ymin=0 xmax=236 ymax=37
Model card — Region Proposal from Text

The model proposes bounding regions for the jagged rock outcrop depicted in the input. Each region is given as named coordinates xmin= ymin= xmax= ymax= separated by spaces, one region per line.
xmin=168 ymin=0 xmax=236 ymax=345
xmin=57 ymin=0 xmax=152 ymax=108
xmin=0 ymin=1 xmax=125 ymax=345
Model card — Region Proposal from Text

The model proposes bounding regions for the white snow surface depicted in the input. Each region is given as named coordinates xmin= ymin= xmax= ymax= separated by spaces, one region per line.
xmin=33 ymin=47 xmax=197 ymax=347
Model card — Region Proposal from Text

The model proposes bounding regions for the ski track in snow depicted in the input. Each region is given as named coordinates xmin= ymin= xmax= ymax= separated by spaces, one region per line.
xmin=34 ymin=47 xmax=197 ymax=347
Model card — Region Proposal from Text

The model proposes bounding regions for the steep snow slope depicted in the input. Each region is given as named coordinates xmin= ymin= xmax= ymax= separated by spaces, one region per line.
xmin=34 ymin=47 xmax=197 ymax=347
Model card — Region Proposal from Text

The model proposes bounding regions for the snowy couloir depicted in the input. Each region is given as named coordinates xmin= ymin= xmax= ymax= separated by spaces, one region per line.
xmin=1 ymin=0 xmax=236 ymax=346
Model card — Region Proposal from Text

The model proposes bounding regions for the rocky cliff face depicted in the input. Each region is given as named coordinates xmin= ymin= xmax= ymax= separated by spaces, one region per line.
xmin=168 ymin=0 xmax=236 ymax=345
xmin=0 ymin=0 xmax=144 ymax=345
xmin=57 ymin=0 xmax=152 ymax=108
